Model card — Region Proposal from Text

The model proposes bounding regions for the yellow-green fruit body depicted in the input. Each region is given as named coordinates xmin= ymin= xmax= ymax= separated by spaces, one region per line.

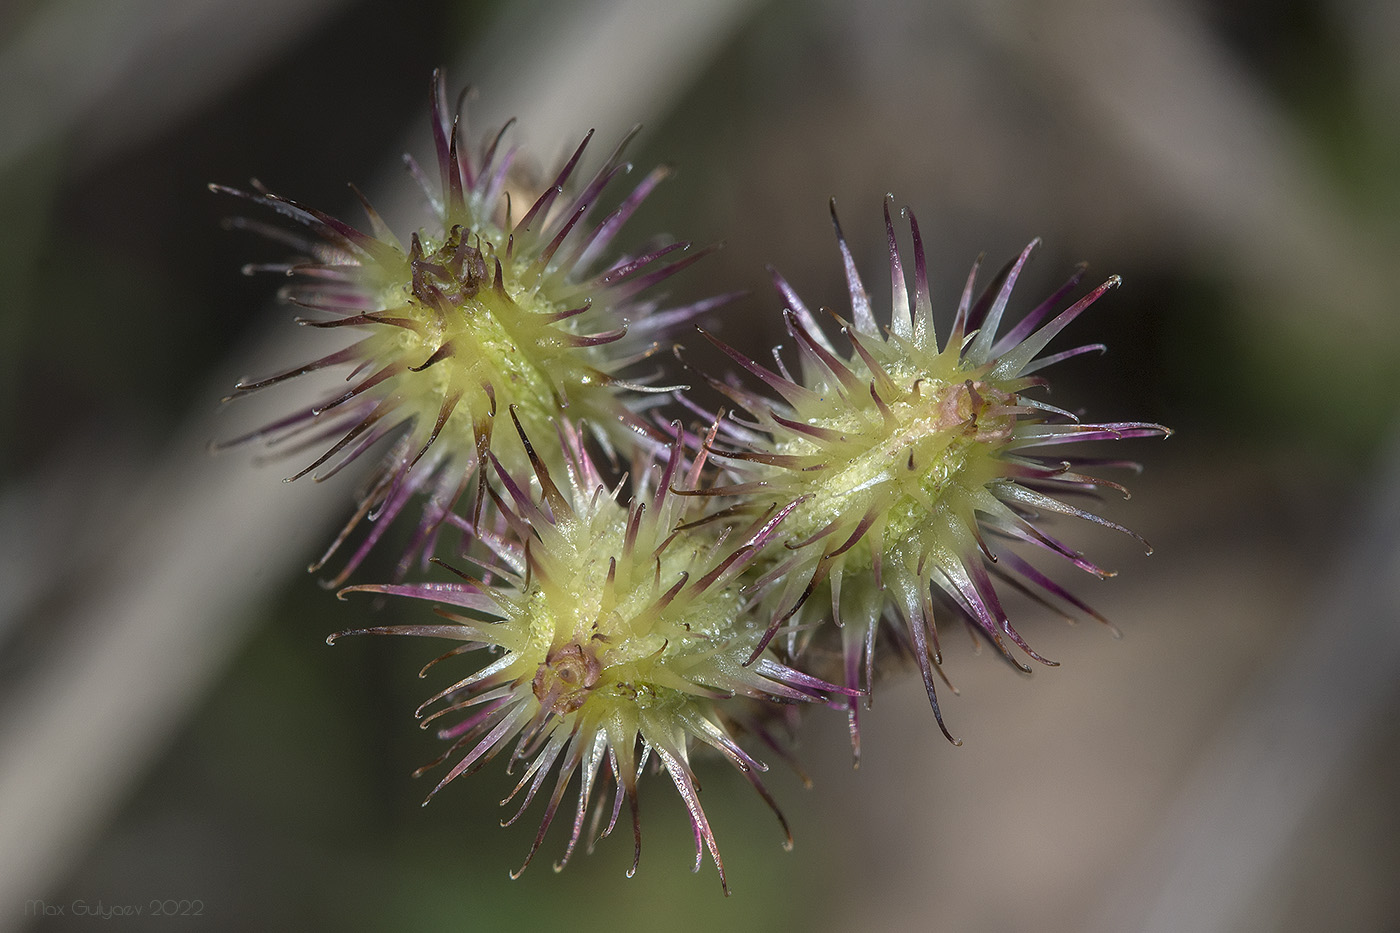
xmin=705 ymin=202 xmax=1169 ymax=746
xmin=216 ymin=73 xmax=713 ymax=584
xmin=334 ymin=423 xmax=847 ymax=892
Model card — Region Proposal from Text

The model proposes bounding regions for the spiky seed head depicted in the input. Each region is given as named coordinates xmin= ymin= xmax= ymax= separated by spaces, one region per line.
xmin=213 ymin=71 xmax=721 ymax=584
xmin=331 ymin=417 xmax=850 ymax=893
xmin=703 ymin=197 xmax=1170 ymax=750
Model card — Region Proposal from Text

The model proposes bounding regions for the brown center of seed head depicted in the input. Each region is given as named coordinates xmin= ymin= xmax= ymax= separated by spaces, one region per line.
xmin=532 ymin=641 xmax=603 ymax=714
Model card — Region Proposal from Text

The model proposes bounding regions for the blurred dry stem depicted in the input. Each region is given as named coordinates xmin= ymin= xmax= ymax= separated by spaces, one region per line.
xmin=0 ymin=0 xmax=353 ymax=177
xmin=975 ymin=0 xmax=1387 ymax=324
xmin=1088 ymin=430 xmax=1400 ymax=930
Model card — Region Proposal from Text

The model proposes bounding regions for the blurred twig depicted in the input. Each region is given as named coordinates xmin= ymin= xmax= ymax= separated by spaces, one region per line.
xmin=971 ymin=0 xmax=1393 ymax=337
xmin=0 ymin=0 xmax=353 ymax=177
xmin=1087 ymin=425 xmax=1400 ymax=932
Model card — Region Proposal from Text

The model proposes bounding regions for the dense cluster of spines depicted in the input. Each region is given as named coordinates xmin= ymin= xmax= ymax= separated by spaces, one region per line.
xmin=217 ymin=74 xmax=1168 ymax=891
xmin=700 ymin=199 xmax=1169 ymax=752
xmin=331 ymin=415 xmax=850 ymax=892
xmin=214 ymin=72 xmax=721 ymax=585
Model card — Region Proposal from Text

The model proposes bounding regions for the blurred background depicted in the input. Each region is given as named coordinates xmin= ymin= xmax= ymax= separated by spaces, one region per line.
xmin=2 ymin=0 xmax=1399 ymax=929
